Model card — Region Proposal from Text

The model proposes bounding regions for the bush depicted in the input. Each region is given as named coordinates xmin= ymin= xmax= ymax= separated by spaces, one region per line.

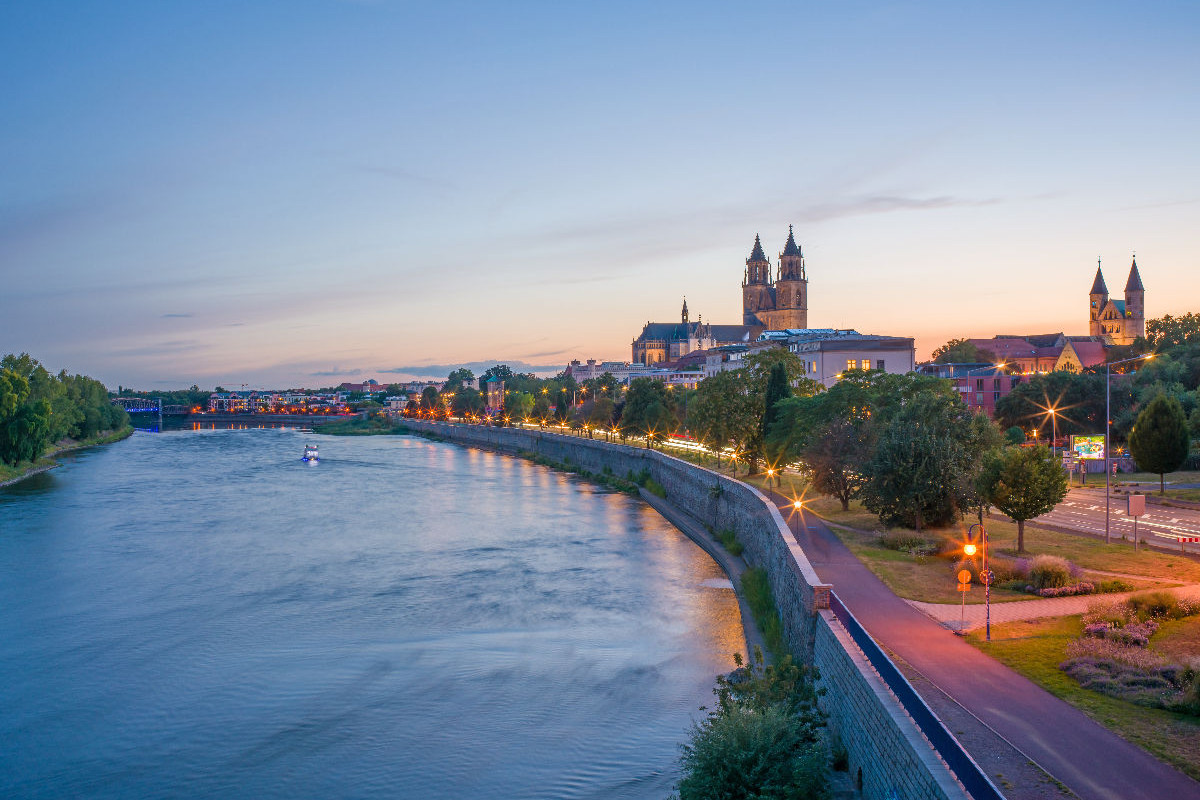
xmin=1097 ymin=579 xmax=1133 ymax=594
xmin=677 ymin=651 xmax=828 ymax=800
xmin=1036 ymin=582 xmax=1095 ymax=598
xmin=876 ymin=531 xmax=937 ymax=556
xmin=715 ymin=528 xmax=744 ymax=557
xmin=741 ymin=569 xmax=785 ymax=660
xmin=1127 ymin=591 xmax=1197 ymax=621
xmin=1028 ymin=555 xmax=1073 ymax=590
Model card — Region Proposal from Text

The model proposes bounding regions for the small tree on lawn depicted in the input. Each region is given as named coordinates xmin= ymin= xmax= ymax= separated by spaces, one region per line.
xmin=802 ymin=417 xmax=868 ymax=511
xmin=1129 ymin=393 xmax=1191 ymax=494
xmin=977 ymin=445 xmax=1068 ymax=553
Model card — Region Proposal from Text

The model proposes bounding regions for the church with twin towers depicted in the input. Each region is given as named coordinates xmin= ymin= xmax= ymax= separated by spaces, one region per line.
xmin=630 ymin=227 xmax=812 ymax=364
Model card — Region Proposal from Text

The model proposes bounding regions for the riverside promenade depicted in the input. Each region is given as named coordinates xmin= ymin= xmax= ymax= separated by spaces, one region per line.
xmin=768 ymin=490 xmax=1200 ymax=800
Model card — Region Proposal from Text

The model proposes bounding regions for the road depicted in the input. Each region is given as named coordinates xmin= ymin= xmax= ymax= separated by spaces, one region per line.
xmin=1036 ymin=487 xmax=1200 ymax=553
xmin=764 ymin=490 xmax=1200 ymax=800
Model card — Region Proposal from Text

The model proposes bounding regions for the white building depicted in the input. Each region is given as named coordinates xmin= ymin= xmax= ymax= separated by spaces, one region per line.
xmin=759 ymin=329 xmax=916 ymax=387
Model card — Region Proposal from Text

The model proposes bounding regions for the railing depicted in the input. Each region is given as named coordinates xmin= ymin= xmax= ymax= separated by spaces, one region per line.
xmin=829 ymin=591 xmax=1006 ymax=800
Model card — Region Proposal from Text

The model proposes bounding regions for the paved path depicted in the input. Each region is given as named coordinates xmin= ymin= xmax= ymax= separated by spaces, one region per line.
xmin=909 ymin=584 xmax=1200 ymax=632
xmin=764 ymin=490 xmax=1200 ymax=800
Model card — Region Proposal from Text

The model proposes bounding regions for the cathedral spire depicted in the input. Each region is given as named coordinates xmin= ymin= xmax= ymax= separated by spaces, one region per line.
xmin=782 ymin=224 xmax=801 ymax=257
xmin=1090 ymin=262 xmax=1109 ymax=296
xmin=749 ymin=234 xmax=766 ymax=262
xmin=681 ymin=296 xmax=689 ymax=324
xmin=1125 ymin=256 xmax=1145 ymax=292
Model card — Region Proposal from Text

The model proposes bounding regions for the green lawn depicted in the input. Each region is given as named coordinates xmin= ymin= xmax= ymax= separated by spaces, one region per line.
xmin=970 ymin=617 xmax=1200 ymax=780
xmin=1114 ymin=470 xmax=1200 ymax=488
xmin=806 ymin=499 xmax=1196 ymax=603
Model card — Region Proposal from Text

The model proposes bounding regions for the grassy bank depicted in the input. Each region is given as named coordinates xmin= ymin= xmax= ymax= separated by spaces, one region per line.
xmin=970 ymin=616 xmax=1200 ymax=779
xmin=319 ymin=415 xmax=409 ymax=435
xmin=0 ymin=426 xmax=134 ymax=486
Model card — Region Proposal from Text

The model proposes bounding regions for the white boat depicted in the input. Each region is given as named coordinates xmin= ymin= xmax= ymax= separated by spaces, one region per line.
xmin=302 ymin=444 xmax=319 ymax=463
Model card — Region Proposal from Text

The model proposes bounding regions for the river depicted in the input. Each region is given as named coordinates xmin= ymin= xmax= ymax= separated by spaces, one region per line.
xmin=0 ymin=427 xmax=744 ymax=799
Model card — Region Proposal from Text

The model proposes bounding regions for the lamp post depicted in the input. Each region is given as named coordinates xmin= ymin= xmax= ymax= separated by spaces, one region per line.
xmin=1105 ymin=353 xmax=1154 ymax=544
xmin=1048 ymin=407 xmax=1058 ymax=457
xmin=964 ymin=523 xmax=990 ymax=641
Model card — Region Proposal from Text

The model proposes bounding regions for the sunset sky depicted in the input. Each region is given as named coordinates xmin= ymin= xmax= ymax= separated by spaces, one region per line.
xmin=3 ymin=1 xmax=1198 ymax=389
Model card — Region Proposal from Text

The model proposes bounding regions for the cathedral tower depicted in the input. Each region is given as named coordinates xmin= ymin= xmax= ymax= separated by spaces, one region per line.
xmin=773 ymin=225 xmax=808 ymax=329
xmin=742 ymin=234 xmax=775 ymax=326
xmin=1124 ymin=256 xmax=1146 ymax=341
xmin=1088 ymin=261 xmax=1109 ymax=338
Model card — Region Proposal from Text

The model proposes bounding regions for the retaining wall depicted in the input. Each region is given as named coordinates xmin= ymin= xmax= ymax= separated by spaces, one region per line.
xmin=401 ymin=420 xmax=970 ymax=800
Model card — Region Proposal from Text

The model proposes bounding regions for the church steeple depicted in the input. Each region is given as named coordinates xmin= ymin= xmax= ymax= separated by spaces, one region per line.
xmin=782 ymin=224 xmax=801 ymax=257
xmin=744 ymin=234 xmax=769 ymax=285
xmin=681 ymin=297 xmax=689 ymax=324
xmin=1125 ymin=256 xmax=1145 ymax=292
xmin=1090 ymin=261 xmax=1108 ymax=296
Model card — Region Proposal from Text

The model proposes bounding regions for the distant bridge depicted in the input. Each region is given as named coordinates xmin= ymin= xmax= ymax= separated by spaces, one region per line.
xmin=112 ymin=398 xmax=161 ymax=414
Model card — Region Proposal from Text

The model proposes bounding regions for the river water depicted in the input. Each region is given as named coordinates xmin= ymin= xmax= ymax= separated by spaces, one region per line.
xmin=0 ymin=428 xmax=744 ymax=799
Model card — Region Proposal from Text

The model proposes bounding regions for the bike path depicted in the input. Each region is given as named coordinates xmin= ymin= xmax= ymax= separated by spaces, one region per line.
xmin=766 ymin=491 xmax=1199 ymax=800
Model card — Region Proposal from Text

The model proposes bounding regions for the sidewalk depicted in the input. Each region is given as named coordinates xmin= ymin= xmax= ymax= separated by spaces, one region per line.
xmin=909 ymin=584 xmax=1200 ymax=632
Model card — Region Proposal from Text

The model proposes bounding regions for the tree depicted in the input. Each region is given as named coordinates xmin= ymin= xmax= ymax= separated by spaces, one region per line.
xmin=586 ymin=396 xmax=615 ymax=432
xmin=759 ymin=362 xmax=791 ymax=468
xmin=859 ymin=391 xmax=981 ymax=530
xmin=932 ymin=338 xmax=998 ymax=364
xmin=1147 ymin=312 xmax=1200 ymax=349
xmin=420 ymin=386 xmax=439 ymax=411
xmin=620 ymin=378 xmax=676 ymax=446
xmin=977 ymin=445 xmax=1068 ymax=552
xmin=451 ymin=387 xmax=485 ymax=417
xmin=443 ymin=368 xmax=475 ymax=393
xmin=687 ymin=371 xmax=755 ymax=468
xmin=994 ymin=371 xmax=1109 ymax=440
xmin=553 ymin=388 xmax=570 ymax=422
xmin=739 ymin=349 xmax=819 ymax=470
xmin=503 ymin=391 xmax=534 ymax=422
xmin=1004 ymin=426 xmax=1025 ymax=445
xmin=1129 ymin=393 xmax=1191 ymax=494
xmin=802 ymin=417 xmax=868 ymax=510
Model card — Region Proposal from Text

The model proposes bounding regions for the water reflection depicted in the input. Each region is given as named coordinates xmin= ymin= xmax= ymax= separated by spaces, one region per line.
xmin=0 ymin=429 xmax=742 ymax=799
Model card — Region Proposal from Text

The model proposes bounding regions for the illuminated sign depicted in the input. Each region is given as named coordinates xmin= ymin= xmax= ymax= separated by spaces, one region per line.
xmin=1071 ymin=434 xmax=1105 ymax=460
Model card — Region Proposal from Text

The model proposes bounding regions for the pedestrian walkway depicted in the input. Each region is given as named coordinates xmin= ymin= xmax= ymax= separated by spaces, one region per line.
xmin=766 ymin=490 xmax=1200 ymax=800
xmin=909 ymin=584 xmax=1200 ymax=632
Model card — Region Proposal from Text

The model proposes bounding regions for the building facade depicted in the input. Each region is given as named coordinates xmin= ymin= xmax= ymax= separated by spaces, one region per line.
xmin=743 ymin=226 xmax=809 ymax=330
xmin=631 ymin=298 xmax=758 ymax=364
xmin=1089 ymin=257 xmax=1146 ymax=345
xmin=764 ymin=329 xmax=916 ymax=387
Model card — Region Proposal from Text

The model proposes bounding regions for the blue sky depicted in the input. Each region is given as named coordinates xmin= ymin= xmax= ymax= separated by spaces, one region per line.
xmin=2 ymin=1 xmax=1198 ymax=388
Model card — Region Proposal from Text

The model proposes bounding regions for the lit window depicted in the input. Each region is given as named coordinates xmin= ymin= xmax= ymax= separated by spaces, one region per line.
xmin=861 ymin=359 xmax=870 ymax=370
xmin=846 ymin=359 xmax=857 ymax=370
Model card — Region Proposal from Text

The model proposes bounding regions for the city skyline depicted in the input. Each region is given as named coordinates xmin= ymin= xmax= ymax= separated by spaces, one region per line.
xmin=3 ymin=2 xmax=1198 ymax=389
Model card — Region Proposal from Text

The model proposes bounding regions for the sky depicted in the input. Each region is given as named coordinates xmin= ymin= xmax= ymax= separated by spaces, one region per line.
xmin=2 ymin=1 xmax=1198 ymax=390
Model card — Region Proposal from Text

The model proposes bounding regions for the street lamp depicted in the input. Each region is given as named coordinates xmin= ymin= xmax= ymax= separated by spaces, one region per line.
xmin=1105 ymin=353 xmax=1154 ymax=544
xmin=964 ymin=523 xmax=990 ymax=641
xmin=1047 ymin=406 xmax=1058 ymax=456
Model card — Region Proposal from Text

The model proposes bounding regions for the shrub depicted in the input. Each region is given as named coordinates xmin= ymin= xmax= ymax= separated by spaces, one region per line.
xmin=876 ymin=531 xmax=937 ymax=556
xmin=1096 ymin=579 xmax=1133 ymax=594
xmin=1127 ymin=591 xmax=1196 ymax=621
xmin=715 ymin=528 xmax=744 ymax=557
xmin=1028 ymin=555 xmax=1073 ymax=590
xmin=677 ymin=650 xmax=828 ymax=800
xmin=741 ymin=569 xmax=785 ymax=661
xmin=1036 ymin=582 xmax=1095 ymax=598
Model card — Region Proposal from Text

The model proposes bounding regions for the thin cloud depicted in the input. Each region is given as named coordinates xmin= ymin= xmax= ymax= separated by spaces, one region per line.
xmin=161 ymin=313 xmax=193 ymax=318
xmin=310 ymin=367 xmax=366 ymax=377
xmin=382 ymin=360 xmax=567 ymax=378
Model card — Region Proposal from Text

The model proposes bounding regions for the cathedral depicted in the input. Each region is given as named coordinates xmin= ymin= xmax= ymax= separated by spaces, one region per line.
xmin=742 ymin=226 xmax=809 ymax=329
xmin=630 ymin=227 xmax=810 ymax=364
xmin=1089 ymin=257 xmax=1146 ymax=345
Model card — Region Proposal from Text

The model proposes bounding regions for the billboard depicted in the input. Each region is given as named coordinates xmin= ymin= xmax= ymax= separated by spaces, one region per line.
xmin=1071 ymin=434 xmax=1105 ymax=460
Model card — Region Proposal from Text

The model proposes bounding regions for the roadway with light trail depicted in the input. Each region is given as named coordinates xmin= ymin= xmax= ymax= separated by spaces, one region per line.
xmin=1035 ymin=487 xmax=1200 ymax=553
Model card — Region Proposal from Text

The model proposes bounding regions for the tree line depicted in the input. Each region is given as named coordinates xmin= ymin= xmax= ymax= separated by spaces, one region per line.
xmin=0 ymin=353 xmax=129 ymax=466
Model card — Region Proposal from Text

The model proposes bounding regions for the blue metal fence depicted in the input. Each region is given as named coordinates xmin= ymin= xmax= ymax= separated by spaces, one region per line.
xmin=828 ymin=591 xmax=1006 ymax=800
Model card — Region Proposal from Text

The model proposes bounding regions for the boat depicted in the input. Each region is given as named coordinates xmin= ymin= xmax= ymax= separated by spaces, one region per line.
xmin=302 ymin=444 xmax=320 ymax=463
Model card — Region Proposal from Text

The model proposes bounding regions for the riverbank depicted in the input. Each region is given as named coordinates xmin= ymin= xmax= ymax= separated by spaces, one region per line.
xmin=0 ymin=427 xmax=134 ymax=487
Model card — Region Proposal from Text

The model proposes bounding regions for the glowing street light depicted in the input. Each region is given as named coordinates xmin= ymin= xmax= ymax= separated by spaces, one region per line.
xmin=965 ymin=523 xmax=991 ymax=641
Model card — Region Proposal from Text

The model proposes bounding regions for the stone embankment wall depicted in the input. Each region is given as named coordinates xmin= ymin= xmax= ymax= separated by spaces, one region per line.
xmin=401 ymin=421 xmax=968 ymax=800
